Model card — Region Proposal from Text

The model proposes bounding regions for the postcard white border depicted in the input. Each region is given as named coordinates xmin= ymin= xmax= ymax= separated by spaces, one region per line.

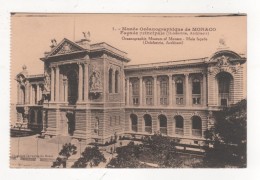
xmin=0 ymin=0 xmax=260 ymax=179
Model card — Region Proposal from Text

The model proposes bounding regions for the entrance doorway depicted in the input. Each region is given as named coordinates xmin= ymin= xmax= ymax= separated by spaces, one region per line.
xmin=67 ymin=70 xmax=78 ymax=105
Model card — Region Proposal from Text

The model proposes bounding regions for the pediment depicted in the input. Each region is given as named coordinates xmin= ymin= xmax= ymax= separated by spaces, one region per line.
xmin=47 ymin=38 xmax=86 ymax=57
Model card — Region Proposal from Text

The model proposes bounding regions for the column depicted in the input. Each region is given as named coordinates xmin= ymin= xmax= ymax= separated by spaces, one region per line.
xmin=129 ymin=81 xmax=132 ymax=105
xmin=185 ymin=73 xmax=190 ymax=106
xmin=55 ymin=66 xmax=60 ymax=102
xmin=122 ymin=71 xmax=125 ymax=103
xmin=51 ymin=67 xmax=55 ymax=102
xmin=168 ymin=75 xmax=173 ymax=106
xmin=126 ymin=78 xmax=129 ymax=105
xmin=172 ymin=79 xmax=176 ymax=105
xmin=112 ymin=71 xmax=115 ymax=93
xmin=84 ymin=63 xmax=89 ymax=102
xmin=203 ymin=73 xmax=207 ymax=106
xmin=30 ymin=85 xmax=33 ymax=104
xmin=17 ymin=84 xmax=20 ymax=104
xmin=41 ymin=110 xmax=46 ymax=132
xmin=64 ymin=79 xmax=68 ymax=102
xmin=78 ymin=63 xmax=83 ymax=102
xmin=25 ymin=83 xmax=30 ymax=104
xmin=153 ymin=76 xmax=157 ymax=106
xmin=139 ymin=76 xmax=143 ymax=106
xmin=36 ymin=84 xmax=40 ymax=103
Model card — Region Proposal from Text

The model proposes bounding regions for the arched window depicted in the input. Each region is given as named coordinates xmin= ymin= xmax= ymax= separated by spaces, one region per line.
xmin=145 ymin=79 xmax=153 ymax=105
xmin=109 ymin=69 xmax=113 ymax=93
xmin=216 ymin=72 xmax=232 ymax=106
xmin=175 ymin=115 xmax=184 ymax=135
xmin=158 ymin=114 xmax=167 ymax=135
xmin=143 ymin=114 xmax=152 ymax=133
xmin=160 ymin=77 xmax=168 ymax=105
xmin=191 ymin=116 xmax=202 ymax=137
xmin=130 ymin=114 xmax=138 ymax=132
xmin=115 ymin=70 xmax=119 ymax=93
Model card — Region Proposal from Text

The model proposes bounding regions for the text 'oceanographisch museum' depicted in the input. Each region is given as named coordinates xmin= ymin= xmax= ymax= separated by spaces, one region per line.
xmin=15 ymin=35 xmax=246 ymax=145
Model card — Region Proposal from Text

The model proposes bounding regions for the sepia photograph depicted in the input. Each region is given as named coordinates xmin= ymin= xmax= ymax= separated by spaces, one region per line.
xmin=10 ymin=13 xmax=247 ymax=168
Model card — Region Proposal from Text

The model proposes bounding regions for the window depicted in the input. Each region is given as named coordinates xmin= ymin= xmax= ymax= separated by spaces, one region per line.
xmin=176 ymin=79 xmax=183 ymax=94
xmin=175 ymin=116 xmax=184 ymax=129
xmin=175 ymin=115 xmax=184 ymax=135
xmin=132 ymin=80 xmax=139 ymax=105
xmin=158 ymin=114 xmax=167 ymax=135
xmin=192 ymin=116 xmax=202 ymax=137
xmin=144 ymin=114 xmax=152 ymax=133
xmin=146 ymin=80 xmax=153 ymax=96
xmin=109 ymin=69 xmax=113 ymax=93
xmin=130 ymin=114 xmax=138 ymax=132
xmin=192 ymin=79 xmax=201 ymax=94
xmin=132 ymin=81 xmax=139 ymax=96
xmin=145 ymin=79 xmax=153 ymax=105
xmin=160 ymin=78 xmax=168 ymax=105
xmin=217 ymin=72 xmax=232 ymax=106
xmin=115 ymin=70 xmax=119 ymax=93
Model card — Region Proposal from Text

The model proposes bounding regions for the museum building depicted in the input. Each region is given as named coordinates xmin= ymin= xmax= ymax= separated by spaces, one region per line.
xmin=15 ymin=36 xmax=246 ymax=145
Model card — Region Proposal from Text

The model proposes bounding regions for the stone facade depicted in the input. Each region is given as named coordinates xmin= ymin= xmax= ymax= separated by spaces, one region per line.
xmin=15 ymin=37 xmax=246 ymax=145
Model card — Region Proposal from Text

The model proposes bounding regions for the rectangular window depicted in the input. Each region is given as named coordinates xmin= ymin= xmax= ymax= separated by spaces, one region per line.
xmin=132 ymin=82 xmax=139 ymax=96
xmin=192 ymin=80 xmax=201 ymax=94
xmin=160 ymin=79 xmax=168 ymax=105
xmin=176 ymin=81 xmax=183 ymax=94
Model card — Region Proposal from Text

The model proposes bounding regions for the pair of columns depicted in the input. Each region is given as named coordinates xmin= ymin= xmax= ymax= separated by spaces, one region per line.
xmin=126 ymin=73 xmax=207 ymax=106
xmin=29 ymin=84 xmax=42 ymax=104
xmin=50 ymin=62 xmax=89 ymax=103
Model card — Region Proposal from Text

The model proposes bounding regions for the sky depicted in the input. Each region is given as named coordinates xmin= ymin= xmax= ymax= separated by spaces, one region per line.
xmin=11 ymin=14 xmax=246 ymax=103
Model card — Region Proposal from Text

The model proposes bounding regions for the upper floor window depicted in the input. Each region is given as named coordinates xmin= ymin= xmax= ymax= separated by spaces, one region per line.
xmin=146 ymin=80 xmax=153 ymax=96
xmin=145 ymin=79 xmax=153 ymax=105
xmin=192 ymin=79 xmax=201 ymax=94
xmin=115 ymin=70 xmax=119 ymax=93
xmin=109 ymin=69 xmax=113 ymax=93
xmin=132 ymin=80 xmax=139 ymax=105
xmin=176 ymin=79 xmax=183 ymax=94
xmin=160 ymin=78 xmax=168 ymax=105
xmin=132 ymin=80 xmax=139 ymax=96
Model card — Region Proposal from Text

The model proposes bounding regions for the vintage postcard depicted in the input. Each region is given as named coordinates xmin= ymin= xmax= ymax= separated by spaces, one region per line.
xmin=10 ymin=13 xmax=246 ymax=168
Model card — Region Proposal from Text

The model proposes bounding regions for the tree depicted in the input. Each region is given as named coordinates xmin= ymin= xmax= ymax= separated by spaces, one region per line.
xmin=204 ymin=99 xmax=247 ymax=167
xmin=142 ymin=133 xmax=182 ymax=167
xmin=72 ymin=146 xmax=106 ymax=168
xmin=107 ymin=141 xmax=142 ymax=168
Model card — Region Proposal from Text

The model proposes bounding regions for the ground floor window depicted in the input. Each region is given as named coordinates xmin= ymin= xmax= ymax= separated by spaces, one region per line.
xmin=130 ymin=114 xmax=138 ymax=132
xmin=175 ymin=115 xmax=184 ymax=135
xmin=191 ymin=116 xmax=202 ymax=137
xmin=158 ymin=114 xmax=167 ymax=135
xmin=144 ymin=114 xmax=152 ymax=133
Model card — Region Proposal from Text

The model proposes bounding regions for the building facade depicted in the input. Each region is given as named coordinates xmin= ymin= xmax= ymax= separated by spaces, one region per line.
xmin=15 ymin=37 xmax=246 ymax=145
